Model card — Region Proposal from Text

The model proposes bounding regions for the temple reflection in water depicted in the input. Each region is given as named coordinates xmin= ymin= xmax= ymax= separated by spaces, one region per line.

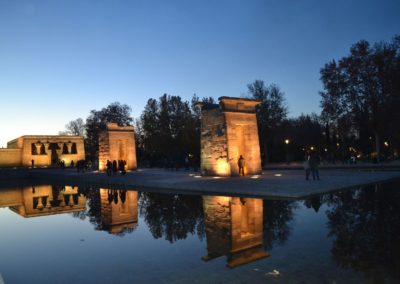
xmin=0 ymin=185 xmax=86 ymax=217
xmin=202 ymin=196 xmax=268 ymax=268
xmin=99 ymin=189 xmax=138 ymax=234
xmin=0 ymin=186 xmax=269 ymax=268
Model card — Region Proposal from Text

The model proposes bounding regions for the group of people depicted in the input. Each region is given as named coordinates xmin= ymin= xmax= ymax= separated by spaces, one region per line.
xmin=106 ymin=159 xmax=127 ymax=176
xmin=303 ymin=153 xmax=320 ymax=180
xmin=107 ymin=189 xmax=127 ymax=204
xmin=76 ymin=159 xmax=92 ymax=173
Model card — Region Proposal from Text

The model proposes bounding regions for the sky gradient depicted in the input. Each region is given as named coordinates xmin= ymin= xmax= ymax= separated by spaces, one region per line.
xmin=1 ymin=0 xmax=399 ymax=147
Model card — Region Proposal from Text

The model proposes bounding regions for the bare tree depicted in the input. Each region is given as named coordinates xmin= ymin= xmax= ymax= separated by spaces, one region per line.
xmin=59 ymin=118 xmax=86 ymax=136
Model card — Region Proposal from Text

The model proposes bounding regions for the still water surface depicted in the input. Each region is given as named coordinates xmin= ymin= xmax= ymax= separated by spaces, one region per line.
xmin=0 ymin=181 xmax=399 ymax=283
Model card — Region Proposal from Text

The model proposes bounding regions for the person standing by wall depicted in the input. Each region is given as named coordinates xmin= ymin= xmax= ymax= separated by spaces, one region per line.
xmin=238 ymin=155 xmax=245 ymax=176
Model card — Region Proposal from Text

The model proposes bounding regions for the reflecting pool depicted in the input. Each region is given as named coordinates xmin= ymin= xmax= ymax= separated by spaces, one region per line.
xmin=0 ymin=181 xmax=399 ymax=283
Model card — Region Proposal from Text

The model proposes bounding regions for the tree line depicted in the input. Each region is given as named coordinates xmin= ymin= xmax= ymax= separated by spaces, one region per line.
xmin=320 ymin=35 xmax=400 ymax=162
xmin=61 ymin=35 xmax=399 ymax=165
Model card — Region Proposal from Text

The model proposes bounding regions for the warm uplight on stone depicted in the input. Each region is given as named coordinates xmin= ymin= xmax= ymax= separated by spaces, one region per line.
xmin=201 ymin=196 xmax=268 ymax=268
xmin=99 ymin=189 xmax=138 ymax=234
xmin=98 ymin=123 xmax=137 ymax=171
xmin=197 ymin=97 xmax=262 ymax=177
xmin=0 ymin=136 xmax=84 ymax=168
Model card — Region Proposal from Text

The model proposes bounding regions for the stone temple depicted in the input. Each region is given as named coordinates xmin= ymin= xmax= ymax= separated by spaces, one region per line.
xmin=197 ymin=97 xmax=262 ymax=176
xmin=98 ymin=123 xmax=137 ymax=171
xmin=0 ymin=135 xmax=85 ymax=168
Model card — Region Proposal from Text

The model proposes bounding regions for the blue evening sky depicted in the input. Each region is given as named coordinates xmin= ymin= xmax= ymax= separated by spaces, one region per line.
xmin=0 ymin=0 xmax=399 ymax=146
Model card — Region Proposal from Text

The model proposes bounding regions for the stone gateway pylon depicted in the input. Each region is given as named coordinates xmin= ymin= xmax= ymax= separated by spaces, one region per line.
xmin=197 ymin=97 xmax=262 ymax=177
xmin=98 ymin=123 xmax=137 ymax=171
xmin=201 ymin=196 xmax=268 ymax=267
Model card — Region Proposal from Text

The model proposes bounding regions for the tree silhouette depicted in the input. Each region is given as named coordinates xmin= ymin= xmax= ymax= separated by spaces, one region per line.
xmin=138 ymin=94 xmax=213 ymax=167
xmin=320 ymin=36 xmax=400 ymax=161
xmin=85 ymin=102 xmax=133 ymax=161
xmin=59 ymin=118 xmax=86 ymax=136
xmin=247 ymin=80 xmax=288 ymax=164
xmin=263 ymin=199 xmax=296 ymax=250
xmin=139 ymin=192 xmax=205 ymax=243
xmin=325 ymin=182 xmax=400 ymax=281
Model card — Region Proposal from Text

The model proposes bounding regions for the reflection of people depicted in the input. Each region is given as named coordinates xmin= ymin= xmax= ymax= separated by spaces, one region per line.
xmin=106 ymin=160 xmax=112 ymax=176
xmin=112 ymin=160 xmax=118 ymax=175
xmin=238 ymin=155 xmax=245 ymax=176
xmin=107 ymin=190 xmax=113 ymax=204
xmin=119 ymin=190 xmax=127 ymax=203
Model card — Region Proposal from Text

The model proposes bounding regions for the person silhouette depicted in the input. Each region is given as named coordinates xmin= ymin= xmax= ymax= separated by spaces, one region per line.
xmin=238 ymin=155 xmax=245 ymax=176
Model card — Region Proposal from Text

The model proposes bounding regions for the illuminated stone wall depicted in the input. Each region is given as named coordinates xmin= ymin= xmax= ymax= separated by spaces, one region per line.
xmin=0 ymin=187 xmax=24 ymax=207
xmin=8 ymin=185 xmax=86 ymax=217
xmin=98 ymin=123 xmax=137 ymax=171
xmin=0 ymin=149 xmax=22 ymax=167
xmin=100 ymin=189 xmax=138 ymax=234
xmin=0 ymin=135 xmax=85 ymax=168
xmin=202 ymin=196 xmax=268 ymax=268
xmin=199 ymin=107 xmax=230 ymax=176
xmin=198 ymin=97 xmax=261 ymax=176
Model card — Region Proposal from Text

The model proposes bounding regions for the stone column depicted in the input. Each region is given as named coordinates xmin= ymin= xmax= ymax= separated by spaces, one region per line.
xmin=66 ymin=142 xmax=73 ymax=154
xmin=35 ymin=142 xmax=42 ymax=155
xmin=56 ymin=143 xmax=63 ymax=156
xmin=37 ymin=197 xmax=44 ymax=210
xmin=43 ymin=142 xmax=50 ymax=155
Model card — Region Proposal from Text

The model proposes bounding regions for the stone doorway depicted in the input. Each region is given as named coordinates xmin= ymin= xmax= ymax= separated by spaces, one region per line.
xmin=118 ymin=140 xmax=126 ymax=161
xmin=48 ymin=143 xmax=60 ymax=165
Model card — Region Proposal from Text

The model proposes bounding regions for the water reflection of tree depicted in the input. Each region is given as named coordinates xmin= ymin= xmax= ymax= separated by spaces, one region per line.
xmin=263 ymin=199 xmax=296 ymax=250
xmin=72 ymin=187 xmax=101 ymax=226
xmin=139 ymin=192 xmax=205 ymax=243
xmin=326 ymin=183 xmax=400 ymax=281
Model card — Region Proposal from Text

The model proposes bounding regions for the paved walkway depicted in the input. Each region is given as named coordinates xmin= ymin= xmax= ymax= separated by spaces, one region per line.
xmin=28 ymin=167 xmax=400 ymax=200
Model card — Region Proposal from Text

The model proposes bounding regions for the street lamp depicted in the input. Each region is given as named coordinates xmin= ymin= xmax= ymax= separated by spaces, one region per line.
xmin=284 ymin=139 xmax=290 ymax=164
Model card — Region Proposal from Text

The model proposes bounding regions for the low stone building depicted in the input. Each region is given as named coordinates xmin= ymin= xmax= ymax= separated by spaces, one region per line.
xmin=197 ymin=97 xmax=262 ymax=176
xmin=98 ymin=123 xmax=137 ymax=171
xmin=0 ymin=135 xmax=85 ymax=168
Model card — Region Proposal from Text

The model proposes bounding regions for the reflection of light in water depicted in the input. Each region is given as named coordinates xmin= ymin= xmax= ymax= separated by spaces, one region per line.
xmin=194 ymin=175 xmax=202 ymax=178
xmin=189 ymin=173 xmax=195 ymax=176
xmin=137 ymin=169 xmax=142 ymax=172
xmin=274 ymin=174 xmax=282 ymax=177
xmin=213 ymin=176 xmax=222 ymax=179
xmin=93 ymin=170 xmax=99 ymax=173
xmin=250 ymin=175 xmax=260 ymax=179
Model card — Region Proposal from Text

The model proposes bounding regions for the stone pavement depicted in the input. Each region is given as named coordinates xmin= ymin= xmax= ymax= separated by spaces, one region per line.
xmin=27 ymin=167 xmax=400 ymax=200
